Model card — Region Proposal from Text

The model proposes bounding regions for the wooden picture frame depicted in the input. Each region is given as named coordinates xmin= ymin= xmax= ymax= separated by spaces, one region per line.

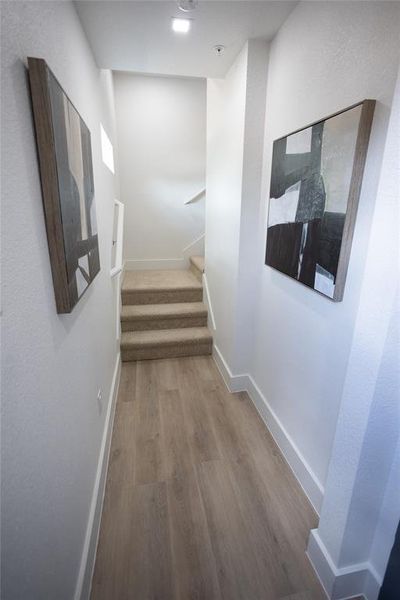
xmin=265 ymin=99 xmax=375 ymax=301
xmin=28 ymin=57 xmax=100 ymax=313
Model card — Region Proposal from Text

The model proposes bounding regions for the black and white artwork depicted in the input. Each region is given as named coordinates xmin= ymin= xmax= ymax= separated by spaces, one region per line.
xmin=48 ymin=72 xmax=100 ymax=303
xmin=265 ymin=100 xmax=375 ymax=301
xmin=29 ymin=57 xmax=100 ymax=313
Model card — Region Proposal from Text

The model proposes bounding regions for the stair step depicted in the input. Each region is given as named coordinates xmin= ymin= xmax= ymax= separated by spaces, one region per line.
xmin=189 ymin=256 xmax=205 ymax=283
xmin=190 ymin=256 xmax=205 ymax=272
xmin=122 ymin=269 xmax=202 ymax=305
xmin=121 ymin=302 xmax=208 ymax=331
xmin=121 ymin=327 xmax=212 ymax=361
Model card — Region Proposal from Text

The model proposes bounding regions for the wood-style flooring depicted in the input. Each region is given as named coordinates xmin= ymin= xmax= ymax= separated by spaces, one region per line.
xmin=91 ymin=356 xmax=325 ymax=600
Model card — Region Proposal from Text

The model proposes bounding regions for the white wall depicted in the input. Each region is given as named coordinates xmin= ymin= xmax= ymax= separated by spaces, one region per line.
xmin=114 ymin=72 xmax=206 ymax=269
xmin=308 ymin=65 xmax=400 ymax=599
xmin=251 ymin=0 xmax=400 ymax=495
xmin=206 ymin=43 xmax=248 ymax=368
xmin=207 ymin=1 xmax=400 ymax=508
xmin=235 ymin=40 xmax=269 ymax=372
xmin=1 ymin=2 xmax=120 ymax=599
xmin=206 ymin=40 xmax=269 ymax=371
xmin=206 ymin=1 xmax=400 ymax=597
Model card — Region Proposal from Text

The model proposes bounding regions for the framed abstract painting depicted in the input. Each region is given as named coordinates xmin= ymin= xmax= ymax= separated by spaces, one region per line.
xmin=265 ymin=100 xmax=375 ymax=301
xmin=28 ymin=57 xmax=100 ymax=313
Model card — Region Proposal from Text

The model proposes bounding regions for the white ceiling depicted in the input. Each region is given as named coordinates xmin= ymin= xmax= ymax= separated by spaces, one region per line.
xmin=75 ymin=1 xmax=297 ymax=79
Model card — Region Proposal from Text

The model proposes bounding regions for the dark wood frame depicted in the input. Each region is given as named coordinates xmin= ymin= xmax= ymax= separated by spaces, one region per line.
xmin=266 ymin=99 xmax=376 ymax=302
xmin=28 ymin=57 xmax=99 ymax=313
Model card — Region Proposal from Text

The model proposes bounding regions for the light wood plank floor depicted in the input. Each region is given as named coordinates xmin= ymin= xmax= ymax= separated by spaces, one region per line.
xmin=91 ymin=356 xmax=325 ymax=600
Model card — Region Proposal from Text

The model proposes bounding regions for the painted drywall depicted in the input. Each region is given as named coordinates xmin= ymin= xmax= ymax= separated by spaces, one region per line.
xmin=205 ymin=1 xmax=400 ymax=593
xmin=206 ymin=39 xmax=269 ymax=372
xmin=206 ymin=0 xmax=399 ymax=513
xmin=205 ymin=43 xmax=248 ymax=368
xmin=249 ymin=0 xmax=400 ymax=494
xmin=1 ymin=2 xmax=120 ymax=599
xmin=113 ymin=72 xmax=206 ymax=268
xmin=235 ymin=40 xmax=269 ymax=373
xmin=370 ymin=438 xmax=400 ymax=583
xmin=310 ymin=65 xmax=400 ymax=597
xmin=352 ymin=70 xmax=400 ymax=584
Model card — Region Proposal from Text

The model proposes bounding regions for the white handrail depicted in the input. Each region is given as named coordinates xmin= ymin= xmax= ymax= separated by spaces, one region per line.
xmin=182 ymin=233 xmax=205 ymax=256
xmin=110 ymin=199 xmax=124 ymax=278
xmin=184 ymin=188 xmax=206 ymax=205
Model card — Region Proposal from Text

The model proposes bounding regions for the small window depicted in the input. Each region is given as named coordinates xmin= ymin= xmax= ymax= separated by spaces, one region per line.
xmin=100 ymin=123 xmax=115 ymax=174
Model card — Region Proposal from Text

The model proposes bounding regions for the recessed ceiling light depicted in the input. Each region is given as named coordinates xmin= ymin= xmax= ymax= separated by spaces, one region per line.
xmin=172 ymin=17 xmax=191 ymax=33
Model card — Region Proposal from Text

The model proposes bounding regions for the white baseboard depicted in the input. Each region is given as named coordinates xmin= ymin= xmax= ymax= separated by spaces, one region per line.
xmin=74 ymin=353 xmax=121 ymax=600
xmin=363 ymin=565 xmax=382 ymax=600
xmin=213 ymin=344 xmax=248 ymax=392
xmin=212 ymin=345 xmax=324 ymax=514
xmin=246 ymin=375 xmax=324 ymax=514
xmin=124 ymin=258 xmax=187 ymax=271
xmin=212 ymin=346 xmax=381 ymax=600
xmin=203 ymin=273 xmax=216 ymax=332
xmin=307 ymin=529 xmax=382 ymax=600
xmin=124 ymin=234 xmax=205 ymax=272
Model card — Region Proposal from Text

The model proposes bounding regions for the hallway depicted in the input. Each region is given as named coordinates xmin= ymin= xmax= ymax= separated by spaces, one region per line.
xmin=91 ymin=356 xmax=325 ymax=600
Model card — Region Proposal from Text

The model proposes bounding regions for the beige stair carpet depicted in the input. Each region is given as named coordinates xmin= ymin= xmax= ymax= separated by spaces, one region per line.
xmin=121 ymin=327 xmax=212 ymax=361
xmin=121 ymin=302 xmax=207 ymax=332
xmin=120 ymin=266 xmax=212 ymax=361
xmin=189 ymin=255 xmax=205 ymax=282
xmin=122 ymin=269 xmax=202 ymax=305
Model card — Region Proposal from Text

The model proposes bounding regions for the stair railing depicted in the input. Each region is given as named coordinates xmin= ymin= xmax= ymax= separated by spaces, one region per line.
xmin=184 ymin=188 xmax=206 ymax=205
xmin=110 ymin=198 xmax=125 ymax=278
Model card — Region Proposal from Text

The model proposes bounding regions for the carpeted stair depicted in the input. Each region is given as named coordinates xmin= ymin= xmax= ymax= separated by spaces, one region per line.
xmin=120 ymin=261 xmax=212 ymax=361
xmin=189 ymin=255 xmax=205 ymax=282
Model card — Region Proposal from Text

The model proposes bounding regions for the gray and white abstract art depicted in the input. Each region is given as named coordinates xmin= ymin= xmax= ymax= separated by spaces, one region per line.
xmin=29 ymin=57 xmax=100 ymax=312
xmin=49 ymin=73 xmax=100 ymax=304
xmin=265 ymin=101 xmax=375 ymax=301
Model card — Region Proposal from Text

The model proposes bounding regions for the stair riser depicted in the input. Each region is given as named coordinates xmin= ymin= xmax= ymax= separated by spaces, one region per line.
xmin=122 ymin=289 xmax=203 ymax=305
xmin=121 ymin=342 xmax=212 ymax=361
xmin=121 ymin=315 xmax=207 ymax=332
xmin=189 ymin=263 xmax=203 ymax=283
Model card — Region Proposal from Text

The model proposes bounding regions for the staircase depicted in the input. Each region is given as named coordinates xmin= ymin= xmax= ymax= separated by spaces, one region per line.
xmin=120 ymin=257 xmax=212 ymax=361
xmin=189 ymin=255 xmax=204 ymax=282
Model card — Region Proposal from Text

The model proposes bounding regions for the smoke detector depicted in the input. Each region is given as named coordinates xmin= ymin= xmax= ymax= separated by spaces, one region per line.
xmin=178 ymin=0 xmax=198 ymax=11
xmin=214 ymin=45 xmax=225 ymax=55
